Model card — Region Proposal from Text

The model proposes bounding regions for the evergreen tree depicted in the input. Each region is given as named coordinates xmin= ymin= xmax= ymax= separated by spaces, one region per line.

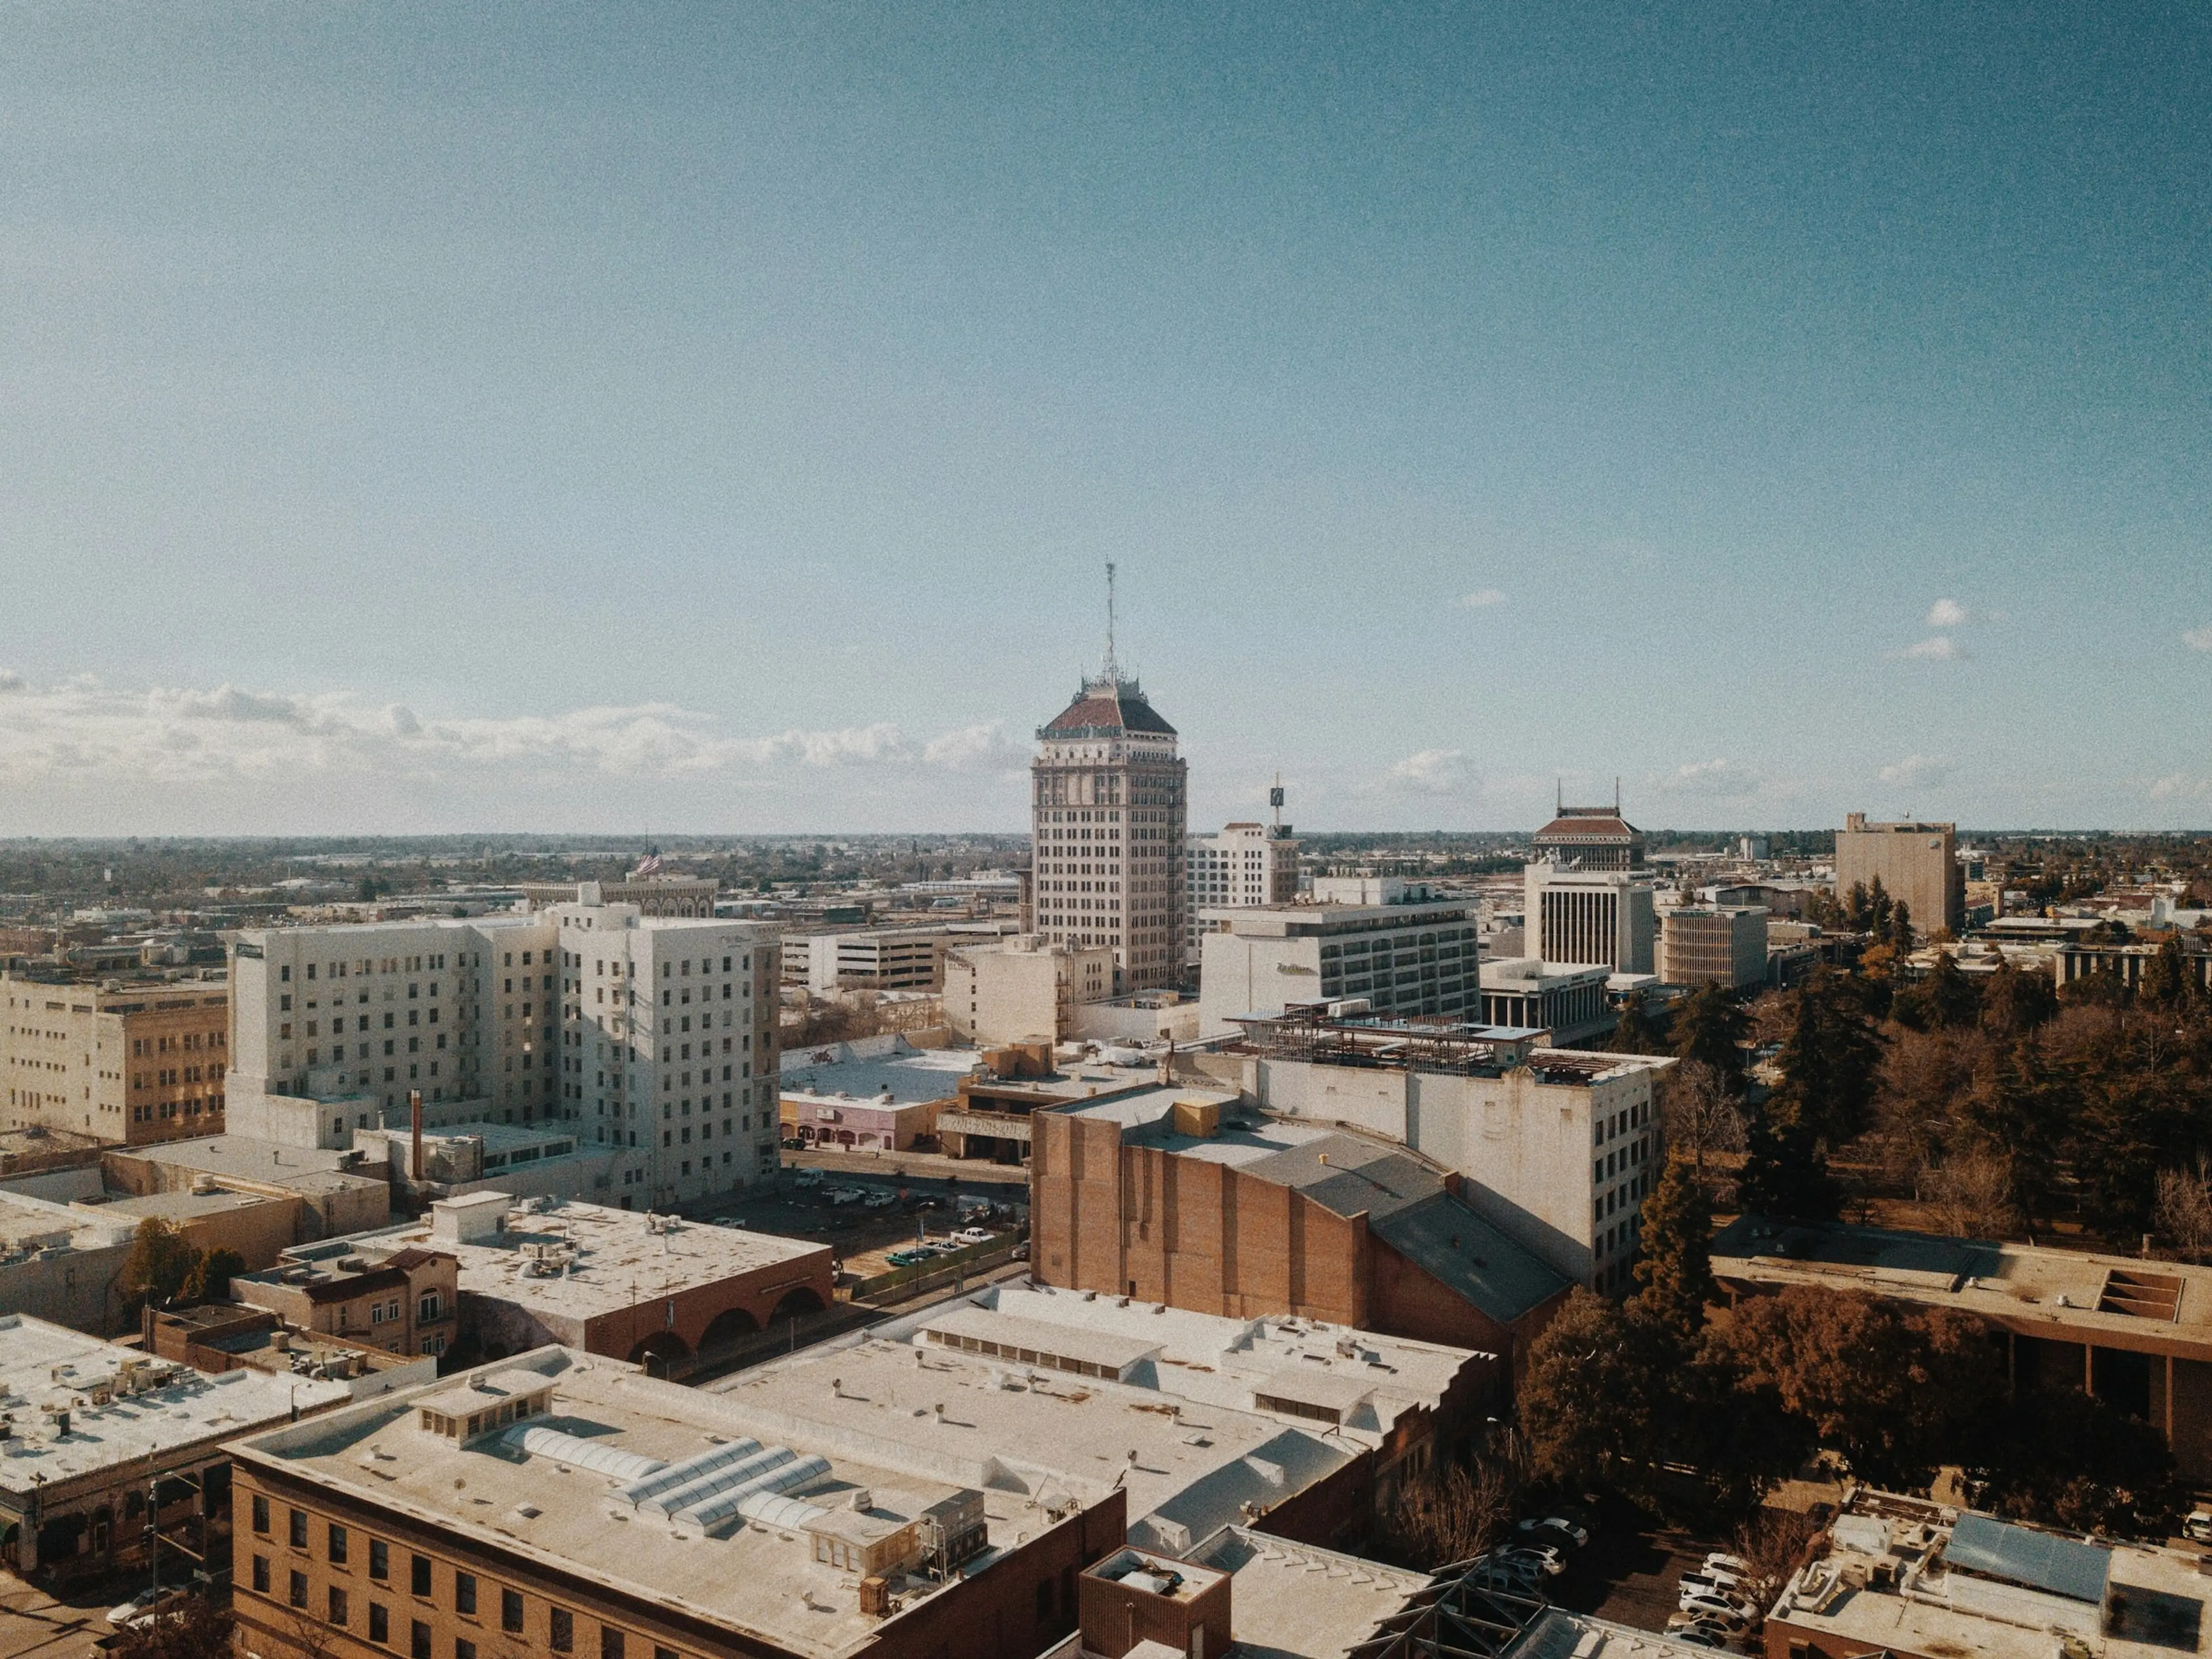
xmin=1633 ymin=1155 xmax=1714 ymax=1346
xmin=1923 ymin=950 xmax=1979 ymax=1029
xmin=1608 ymin=990 xmax=1670 ymax=1055
xmin=1737 ymin=1096 xmax=1840 ymax=1222
xmin=1887 ymin=899 xmax=1915 ymax=954
xmin=180 ymin=1247 xmax=245 ymax=1305
xmin=1671 ymin=984 xmax=1749 ymax=1087
xmin=1772 ymin=972 xmax=1883 ymax=1142
xmin=118 ymin=1218 xmax=203 ymax=1313
xmin=1982 ymin=959 xmax=2058 ymax=1035
xmin=2140 ymin=934 xmax=2194 ymax=1010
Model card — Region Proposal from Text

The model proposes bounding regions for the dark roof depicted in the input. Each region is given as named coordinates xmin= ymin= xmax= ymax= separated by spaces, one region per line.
xmin=1370 ymin=1194 xmax=1573 ymax=1326
xmin=293 ymin=1266 xmax=408 ymax=1305
xmin=1535 ymin=815 xmax=1638 ymax=841
xmin=1039 ymin=678 xmax=1177 ymax=738
xmin=1945 ymin=1513 xmax=2110 ymax=1604
xmin=1241 ymin=1135 xmax=1440 ymax=1224
xmin=380 ymin=1248 xmax=453 ymax=1272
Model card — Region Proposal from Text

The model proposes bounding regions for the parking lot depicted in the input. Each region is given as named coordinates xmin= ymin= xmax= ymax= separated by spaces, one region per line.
xmin=670 ymin=1166 xmax=1025 ymax=1279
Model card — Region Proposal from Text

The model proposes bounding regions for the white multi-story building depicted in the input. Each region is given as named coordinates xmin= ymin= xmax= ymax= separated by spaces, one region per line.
xmin=1524 ymin=863 xmax=1657 ymax=975
xmin=1195 ymin=899 xmax=1480 ymax=1037
xmin=226 ymin=904 xmax=778 ymax=1211
xmin=1184 ymin=822 xmax=1300 ymax=958
xmin=1029 ymin=653 xmax=1187 ymax=994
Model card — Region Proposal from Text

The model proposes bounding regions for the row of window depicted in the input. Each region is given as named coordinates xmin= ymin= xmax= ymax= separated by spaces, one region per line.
xmin=249 ymin=1501 xmax=673 ymax=1659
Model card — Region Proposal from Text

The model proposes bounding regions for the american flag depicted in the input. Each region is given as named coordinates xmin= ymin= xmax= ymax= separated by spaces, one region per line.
xmin=631 ymin=851 xmax=662 ymax=877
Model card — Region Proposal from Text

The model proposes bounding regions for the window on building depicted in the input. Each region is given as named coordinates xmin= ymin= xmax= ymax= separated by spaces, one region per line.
xmin=601 ymin=1630 xmax=626 ymax=1659
xmin=370 ymin=1602 xmax=389 ymax=1644
xmin=251 ymin=1494 xmax=270 ymax=1535
xmin=329 ymin=1586 xmax=349 ymax=1626
xmin=501 ymin=1589 xmax=524 ymax=1634
xmin=454 ymin=1571 xmax=476 ymax=1616
xmin=289 ymin=1509 xmax=308 ymax=1549
xmin=550 ymin=1609 xmax=574 ymax=1653
xmin=289 ymin=1570 xmax=309 ymax=1609
xmin=456 ymin=1641 xmax=476 ymax=1659
xmin=329 ymin=1522 xmax=347 ymax=1564
xmin=252 ymin=1555 xmax=270 ymax=1594
xmin=412 ymin=1621 xmax=433 ymax=1659
xmin=369 ymin=1539 xmax=389 ymax=1581
xmin=411 ymin=1554 xmax=432 ymax=1597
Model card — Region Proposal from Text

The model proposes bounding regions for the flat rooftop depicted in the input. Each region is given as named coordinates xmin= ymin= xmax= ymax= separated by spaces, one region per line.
xmin=1771 ymin=1489 xmax=2212 ymax=1659
xmin=913 ymin=1282 xmax=1481 ymax=1445
xmin=119 ymin=1134 xmax=389 ymax=1183
xmin=1712 ymin=1216 xmax=2212 ymax=1357
xmin=0 ymin=1188 xmax=136 ymax=1253
xmin=0 ymin=1314 xmax=349 ymax=1498
xmin=779 ymin=1043 xmax=978 ymax=1107
xmin=1505 ymin=1609 xmax=1740 ymax=1657
xmin=711 ymin=1298 xmax=1378 ymax=1556
xmin=346 ymin=1198 xmax=830 ymax=1323
xmin=1184 ymin=1525 xmax=1432 ymax=1658
xmin=230 ymin=1349 xmax=1011 ymax=1659
xmin=79 ymin=1187 xmax=279 ymax=1224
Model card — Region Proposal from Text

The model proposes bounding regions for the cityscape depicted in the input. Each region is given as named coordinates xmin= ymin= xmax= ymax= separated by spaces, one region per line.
xmin=3 ymin=10 xmax=2211 ymax=1659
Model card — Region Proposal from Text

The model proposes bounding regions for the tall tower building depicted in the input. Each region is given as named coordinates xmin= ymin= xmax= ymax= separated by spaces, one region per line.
xmin=1030 ymin=569 xmax=1187 ymax=993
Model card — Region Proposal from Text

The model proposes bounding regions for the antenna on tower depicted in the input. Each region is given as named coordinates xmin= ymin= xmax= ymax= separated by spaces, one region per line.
xmin=1270 ymin=771 xmax=1285 ymax=833
xmin=1615 ymin=776 xmax=1621 ymax=814
xmin=1102 ymin=560 xmax=1119 ymax=684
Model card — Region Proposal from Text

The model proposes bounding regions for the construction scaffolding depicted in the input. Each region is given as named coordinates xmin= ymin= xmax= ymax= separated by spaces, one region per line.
xmin=1223 ymin=1005 xmax=1552 ymax=1078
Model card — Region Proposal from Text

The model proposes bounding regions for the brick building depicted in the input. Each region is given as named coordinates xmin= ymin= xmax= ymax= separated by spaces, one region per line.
xmin=1031 ymin=1089 xmax=1570 ymax=1388
xmin=228 ymin=1346 xmax=1128 ymax=1659
xmin=234 ymin=1245 xmax=461 ymax=1361
xmin=1 ymin=968 xmax=229 ymax=1143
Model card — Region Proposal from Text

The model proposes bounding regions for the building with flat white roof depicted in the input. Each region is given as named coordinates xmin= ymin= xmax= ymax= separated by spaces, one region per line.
xmin=0 ymin=1313 xmax=350 ymax=1581
xmin=0 ymin=1188 xmax=139 ymax=1334
xmin=944 ymin=935 xmax=1117 ymax=1044
xmin=1184 ymin=821 xmax=1301 ymax=960
xmin=226 ymin=1344 xmax=1130 ymax=1659
xmin=304 ymin=1191 xmax=834 ymax=1370
xmin=779 ymin=1035 xmax=974 ymax=1151
xmin=1477 ymin=958 xmax=1613 ymax=1045
xmin=1195 ymin=900 xmax=1480 ymax=1038
xmin=715 ymin=1281 xmax=1468 ymax=1558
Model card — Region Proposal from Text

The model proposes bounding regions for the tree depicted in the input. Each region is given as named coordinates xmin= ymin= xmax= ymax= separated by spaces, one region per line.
xmin=1736 ymin=1096 xmax=1839 ymax=1224
xmin=1655 ymin=1059 xmax=1745 ymax=1181
xmin=1381 ymin=1458 xmax=1521 ymax=1570
xmin=2154 ymin=1159 xmax=2212 ymax=1260
xmin=2139 ymin=934 xmax=2195 ymax=1010
xmin=1633 ymin=1156 xmax=1714 ymax=1346
xmin=1921 ymin=1150 xmax=2020 ymax=1240
xmin=1608 ymin=990 xmax=1671 ymax=1055
xmin=1975 ymin=1387 xmax=2183 ymax=1539
xmin=1771 ymin=972 xmax=1883 ymax=1143
xmin=180 ymin=1247 xmax=244 ymax=1305
xmin=1672 ymin=984 xmax=1749 ymax=1085
xmin=1887 ymin=899 xmax=1915 ymax=955
xmin=119 ymin=1218 xmax=203 ymax=1313
xmin=1921 ymin=951 xmax=1978 ymax=1030
xmin=1982 ymin=959 xmax=2057 ymax=1036
xmin=1517 ymin=1290 xmax=1667 ymax=1499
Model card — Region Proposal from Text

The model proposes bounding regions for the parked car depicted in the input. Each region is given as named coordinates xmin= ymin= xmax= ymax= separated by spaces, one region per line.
xmin=793 ymin=1169 xmax=824 ymax=1188
xmin=953 ymin=1226 xmax=995 ymax=1245
xmin=862 ymin=1190 xmax=898 ymax=1209
xmin=2187 ymin=1510 xmax=2212 ymax=1544
xmin=1498 ymin=1544 xmax=1566 ymax=1577
xmin=1517 ymin=1516 xmax=1589 ymax=1548
xmin=828 ymin=1187 xmax=865 ymax=1206
xmin=1666 ymin=1626 xmax=1728 ymax=1650
xmin=1703 ymin=1553 xmax=1752 ymax=1576
xmin=107 ymin=1588 xmax=186 ymax=1629
xmin=1677 ymin=1592 xmax=1752 ymax=1627
xmin=1680 ymin=1570 xmax=1750 ymax=1603
xmin=887 ymin=1249 xmax=931 ymax=1267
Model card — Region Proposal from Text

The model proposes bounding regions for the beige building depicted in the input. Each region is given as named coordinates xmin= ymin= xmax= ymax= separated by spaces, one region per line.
xmin=1838 ymin=812 xmax=1965 ymax=934
xmin=517 ymin=875 xmax=718 ymax=916
xmin=942 ymin=935 xmax=1113 ymax=1043
xmin=1523 ymin=864 xmax=1656 ymax=974
xmin=1194 ymin=899 xmax=1480 ymax=1039
xmin=1658 ymin=904 xmax=1768 ymax=988
xmin=1029 ymin=646 xmax=1188 ymax=994
xmin=1184 ymin=821 xmax=1300 ymax=959
xmin=779 ymin=926 xmax=956 ymax=993
xmin=1 ymin=969 xmax=229 ymax=1144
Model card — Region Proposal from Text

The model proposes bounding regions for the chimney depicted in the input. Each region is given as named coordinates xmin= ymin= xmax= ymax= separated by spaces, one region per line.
xmin=410 ymin=1089 xmax=423 ymax=1183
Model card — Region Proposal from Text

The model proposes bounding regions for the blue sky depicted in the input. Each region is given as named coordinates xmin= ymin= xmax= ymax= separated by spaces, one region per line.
xmin=1 ymin=4 xmax=2207 ymax=835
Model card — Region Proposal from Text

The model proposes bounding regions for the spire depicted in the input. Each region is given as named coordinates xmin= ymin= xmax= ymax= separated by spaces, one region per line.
xmin=1101 ymin=560 xmax=1119 ymax=685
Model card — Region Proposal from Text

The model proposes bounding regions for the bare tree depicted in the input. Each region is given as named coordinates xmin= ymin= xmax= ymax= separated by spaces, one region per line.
xmin=1382 ymin=1457 xmax=1523 ymax=1571
xmin=1725 ymin=1508 xmax=1817 ymax=1631
xmin=1921 ymin=1150 xmax=2020 ymax=1241
xmin=1656 ymin=1059 xmax=1745 ymax=1181
xmin=2156 ymin=1159 xmax=2212 ymax=1261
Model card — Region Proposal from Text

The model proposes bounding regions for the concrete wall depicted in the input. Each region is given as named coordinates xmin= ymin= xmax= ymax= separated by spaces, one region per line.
xmin=2 ymin=1164 xmax=105 ymax=1203
xmin=0 ymin=1237 xmax=132 ymax=1334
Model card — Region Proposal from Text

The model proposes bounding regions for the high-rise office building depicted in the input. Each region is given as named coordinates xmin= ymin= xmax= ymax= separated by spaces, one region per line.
xmin=1029 ymin=578 xmax=1186 ymax=993
xmin=1184 ymin=820 xmax=1301 ymax=959
xmin=1837 ymin=813 xmax=1965 ymax=934
xmin=1524 ymin=864 xmax=1657 ymax=974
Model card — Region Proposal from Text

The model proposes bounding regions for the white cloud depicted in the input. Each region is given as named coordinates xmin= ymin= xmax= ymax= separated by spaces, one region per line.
xmin=1925 ymin=598 xmax=1968 ymax=628
xmin=1878 ymin=753 xmax=1955 ymax=789
xmin=1658 ymin=757 xmax=1759 ymax=798
xmin=0 ymin=674 xmax=1009 ymax=793
xmin=1892 ymin=635 xmax=1968 ymax=661
xmin=0 ymin=669 xmax=24 ymax=692
xmin=2150 ymin=773 xmax=2212 ymax=802
xmin=920 ymin=722 xmax=1028 ymax=773
xmin=1456 ymin=588 xmax=1506 ymax=609
xmin=2184 ymin=626 xmax=2212 ymax=653
xmin=1381 ymin=748 xmax=1473 ymax=794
